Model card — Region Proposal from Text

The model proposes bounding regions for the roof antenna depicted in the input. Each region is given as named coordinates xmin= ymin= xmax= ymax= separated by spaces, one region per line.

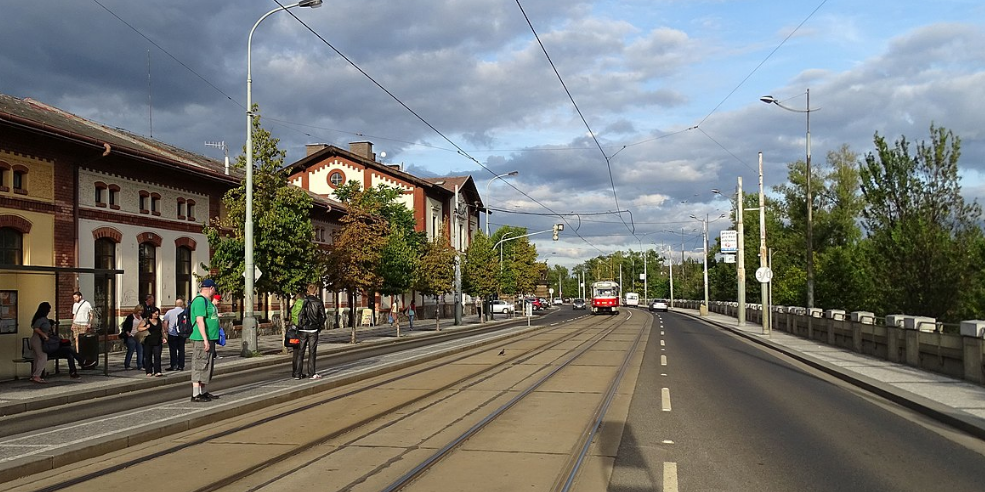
xmin=147 ymin=50 xmax=153 ymax=138
xmin=205 ymin=141 xmax=229 ymax=175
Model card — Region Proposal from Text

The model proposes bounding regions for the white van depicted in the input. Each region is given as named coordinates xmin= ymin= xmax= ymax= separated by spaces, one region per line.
xmin=624 ymin=292 xmax=640 ymax=307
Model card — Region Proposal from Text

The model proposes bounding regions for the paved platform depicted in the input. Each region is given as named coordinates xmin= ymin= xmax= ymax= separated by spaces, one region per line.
xmin=676 ymin=308 xmax=985 ymax=439
xmin=0 ymin=312 xmax=524 ymax=416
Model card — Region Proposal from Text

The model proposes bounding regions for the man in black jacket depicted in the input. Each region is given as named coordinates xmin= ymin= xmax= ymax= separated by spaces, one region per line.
xmin=293 ymin=283 xmax=325 ymax=380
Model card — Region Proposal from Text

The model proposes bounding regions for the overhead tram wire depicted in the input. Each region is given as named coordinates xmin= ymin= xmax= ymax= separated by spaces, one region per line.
xmin=275 ymin=0 xmax=607 ymax=254
xmin=513 ymin=0 xmax=635 ymax=236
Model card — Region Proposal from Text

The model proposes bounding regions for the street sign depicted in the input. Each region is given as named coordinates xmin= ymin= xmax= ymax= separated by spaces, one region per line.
xmin=755 ymin=266 xmax=773 ymax=283
xmin=721 ymin=230 xmax=738 ymax=253
xmin=242 ymin=265 xmax=262 ymax=281
xmin=724 ymin=254 xmax=736 ymax=264
xmin=549 ymin=288 xmax=555 ymax=294
xmin=639 ymin=273 xmax=645 ymax=280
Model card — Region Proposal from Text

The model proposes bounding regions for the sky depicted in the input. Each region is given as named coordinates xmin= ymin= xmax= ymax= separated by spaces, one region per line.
xmin=2 ymin=0 xmax=984 ymax=269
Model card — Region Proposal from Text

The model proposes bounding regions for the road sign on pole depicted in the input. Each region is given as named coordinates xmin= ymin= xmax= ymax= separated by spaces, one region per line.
xmin=721 ymin=230 xmax=738 ymax=253
xmin=755 ymin=266 xmax=773 ymax=283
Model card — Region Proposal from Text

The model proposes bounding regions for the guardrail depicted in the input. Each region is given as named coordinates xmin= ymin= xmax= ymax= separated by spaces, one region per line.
xmin=674 ymin=300 xmax=985 ymax=386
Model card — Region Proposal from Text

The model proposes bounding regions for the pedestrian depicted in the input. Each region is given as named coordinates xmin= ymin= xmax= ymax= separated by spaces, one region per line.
xmin=189 ymin=280 xmax=220 ymax=402
xmin=137 ymin=306 xmax=165 ymax=377
xmin=292 ymin=283 xmax=325 ymax=380
xmin=34 ymin=301 xmax=91 ymax=379
xmin=408 ymin=300 xmax=416 ymax=329
xmin=120 ymin=305 xmax=144 ymax=371
xmin=70 ymin=291 xmax=93 ymax=353
xmin=162 ymin=298 xmax=185 ymax=371
xmin=142 ymin=294 xmax=156 ymax=319
xmin=29 ymin=302 xmax=51 ymax=384
xmin=390 ymin=296 xmax=400 ymax=329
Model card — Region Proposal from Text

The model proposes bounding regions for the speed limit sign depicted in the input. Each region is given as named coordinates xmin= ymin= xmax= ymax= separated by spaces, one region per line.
xmin=755 ymin=267 xmax=773 ymax=283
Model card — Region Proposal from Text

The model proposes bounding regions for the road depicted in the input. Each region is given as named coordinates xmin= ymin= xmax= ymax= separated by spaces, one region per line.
xmin=609 ymin=311 xmax=985 ymax=491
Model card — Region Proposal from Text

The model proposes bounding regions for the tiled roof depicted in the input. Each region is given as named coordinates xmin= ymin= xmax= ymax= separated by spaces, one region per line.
xmin=0 ymin=93 xmax=238 ymax=182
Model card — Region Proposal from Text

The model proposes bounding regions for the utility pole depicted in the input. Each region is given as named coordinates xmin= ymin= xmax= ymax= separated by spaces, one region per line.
xmin=758 ymin=153 xmax=769 ymax=334
xmin=737 ymin=177 xmax=746 ymax=326
xmin=453 ymin=185 xmax=462 ymax=326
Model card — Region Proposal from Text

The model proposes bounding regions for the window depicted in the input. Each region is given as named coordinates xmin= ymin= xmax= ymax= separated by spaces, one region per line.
xmin=12 ymin=166 xmax=27 ymax=194
xmin=94 ymin=182 xmax=107 ymax=207
xmin=94 ymin=238 xmax=116 ymax=334
xmin=139 ymin=191 xmax=149 ymax=214
xmin=0 ymin=162 xmax=8 ymax=192
xmin=177 ymin=198 xmax=186 ymax=219
xmin=138 ymin=242 xmax=156 ymax=301
xmin=0 ymin=227 xmax=23 ymax=265
xmin=186 ymin=200 xmax=196 ymax=221
xmin=151 ymin=193 xmax=161 ymax=216
xmin=327 ymin=170 xmax=345 ymax=188
xmin=109 ymin=185 xmax=120 ymax=209
xmin=175 ymin=246 xmax=192 ymax=303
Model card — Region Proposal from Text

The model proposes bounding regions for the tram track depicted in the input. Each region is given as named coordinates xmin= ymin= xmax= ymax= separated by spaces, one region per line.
xmin=3 ymin=312 xmax=622 ymax=491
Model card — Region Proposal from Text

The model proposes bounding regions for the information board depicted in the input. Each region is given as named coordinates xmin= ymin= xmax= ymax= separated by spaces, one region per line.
xmin=720 ymin=230 xmax=738 ymax=253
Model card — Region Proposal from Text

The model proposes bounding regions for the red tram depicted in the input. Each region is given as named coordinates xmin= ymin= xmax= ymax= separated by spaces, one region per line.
xmin=590 ymin=280 xmax=620 ymax=315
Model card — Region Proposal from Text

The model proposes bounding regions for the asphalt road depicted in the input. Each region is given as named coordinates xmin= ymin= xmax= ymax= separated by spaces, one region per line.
xmin=609 ymin=310 xmax=985 ymax=492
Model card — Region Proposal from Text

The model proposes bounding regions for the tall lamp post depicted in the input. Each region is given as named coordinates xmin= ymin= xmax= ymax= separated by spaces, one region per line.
xmin=243 ymin=0 xmax=322 ymax=356
xmin=689 ymin=214 xmax=710 ymax=315
xmin=761 ymin=89 xmax=819 ymax=309
xmin=484 ymin=171 xmax=518 ymax=235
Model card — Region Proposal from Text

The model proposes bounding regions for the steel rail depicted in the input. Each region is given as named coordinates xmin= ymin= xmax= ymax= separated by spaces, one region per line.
xmin=381 ymin=311 xmax=645 ymax=492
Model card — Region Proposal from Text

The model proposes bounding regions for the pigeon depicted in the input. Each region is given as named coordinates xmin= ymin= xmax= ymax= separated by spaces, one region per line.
xmin=498 ymin=349 xmax=505 ymax=356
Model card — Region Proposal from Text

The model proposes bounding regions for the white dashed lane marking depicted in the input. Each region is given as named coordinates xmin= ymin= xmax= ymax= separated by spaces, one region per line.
xmin=662 ymin=387 xmax=672 ymax=412
xmin=664 ymin=462 xmax=679 ymax=492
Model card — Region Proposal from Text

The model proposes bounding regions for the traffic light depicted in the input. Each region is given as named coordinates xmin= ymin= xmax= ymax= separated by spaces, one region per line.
xmin=553 ymin=223 xmax=563 ymax=241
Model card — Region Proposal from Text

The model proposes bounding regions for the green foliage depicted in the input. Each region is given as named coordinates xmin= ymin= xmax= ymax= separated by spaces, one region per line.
xmin=859 ymin=125 xmax=983 ymax=320
xmin=462 ymin=231 xmax=499 ymax=298
xmin=379 ymin=227 xmax=418 ymax=296
xmin=202 ymin=106 xmax=317 ymax=298
xmin=322 ymin=185 xmax=388 ymax=296
xmin=414 ymin=230 xmax=456 ymax=298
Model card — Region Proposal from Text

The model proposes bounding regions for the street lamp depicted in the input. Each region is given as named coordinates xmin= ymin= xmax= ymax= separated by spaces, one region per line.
xmin=243 ymin=0 xmax=322 ymax=355
xmin=761 ymin=89 xmax=819 ymax=309
xmin=484 ymin=171 xmax=518 ymax=236
xmin=689 ymin=214 xmax=710 ymax=315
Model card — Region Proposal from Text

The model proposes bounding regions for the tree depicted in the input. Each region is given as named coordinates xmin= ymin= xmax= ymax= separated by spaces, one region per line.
xmin=414 ymin=230 xmax=456 ymax=330
xmin=203 ymin=106 xmax=317 ymax=353
xmin=462 ymin=231 xmax=499 ymax=321
xmin=322 ymin=182 xmax=388 ymax=340
xmin=859 ymin=124 xmax=984 ymax=321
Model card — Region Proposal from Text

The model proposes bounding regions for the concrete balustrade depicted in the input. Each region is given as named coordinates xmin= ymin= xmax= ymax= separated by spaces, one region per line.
xmin=679 ymin=299 xmax=985 ymax=387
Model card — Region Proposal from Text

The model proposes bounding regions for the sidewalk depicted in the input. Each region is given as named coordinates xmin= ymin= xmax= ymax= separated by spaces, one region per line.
xmin=676 ymin=308 xmax=985 ymax=439
xmin=0 ymin=311 xmax=526 ymax=416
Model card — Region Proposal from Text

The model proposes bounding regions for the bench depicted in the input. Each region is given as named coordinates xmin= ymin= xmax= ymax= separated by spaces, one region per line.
xmin=12 ymin=337 xmax=64 ymax=380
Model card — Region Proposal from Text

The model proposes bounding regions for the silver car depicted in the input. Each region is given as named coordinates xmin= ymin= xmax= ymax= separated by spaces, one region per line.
xmin=649 ymin=299 xmax=669 ymax=312
xmin=491 ymin=300 xmax=514 ymax=314
xmin=572 ymin=298 xmax=586 ymax=310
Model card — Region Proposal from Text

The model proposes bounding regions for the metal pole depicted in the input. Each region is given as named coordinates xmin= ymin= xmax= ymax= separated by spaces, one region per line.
xmin=668 ymin=249 xmax=674 ymax=308
xmin=703 ymin=214 xmax=709 ymax=314
xmin=806 ymin=88 xmax=814 ymax=310
xmin=737 ymin=177 xmax=746 ymax=327
xmin=759 ymin=152 xmax=769 ymax=334
xmin=484 ymin=171 xmax=518 ymax=236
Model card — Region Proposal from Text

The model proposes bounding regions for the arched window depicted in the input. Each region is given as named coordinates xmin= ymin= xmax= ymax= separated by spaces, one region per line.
xmin=0 ymin=227 xmax=23 ymax=265
xmin=94 ymin=238 xmax=117 ymax=334
xmin=175 ymin=246 xmax=192 ymax=302
xmin=138 ymin=242 xmax=156 ymax=301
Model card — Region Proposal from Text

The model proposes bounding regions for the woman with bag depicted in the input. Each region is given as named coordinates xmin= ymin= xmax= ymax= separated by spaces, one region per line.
xmin=29 ymin=302 xmax=52 ymax=383
xmin=120 ymin=305 xmax=144 ymax=371
xmin=138 ymin=306 xmax=165 ymax=377
xmin=32 ymin=302 xmax=89 ymax=380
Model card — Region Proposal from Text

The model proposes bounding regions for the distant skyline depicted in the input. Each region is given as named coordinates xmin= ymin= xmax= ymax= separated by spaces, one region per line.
xmin=2 ymin=0 xmax=983 ymax=267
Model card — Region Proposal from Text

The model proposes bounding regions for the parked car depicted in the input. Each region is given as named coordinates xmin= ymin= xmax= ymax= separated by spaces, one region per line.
xmin=525 ymin=297 xmax=544 ymax=311
xmin=491 ymin=300 xmax=514 ymax=314
xmin=649 ymin=299 xmax=669 ymax=312
xmin=572 ymin=298 xmax=586 ymax=310
xmin=553 ymin=298 xmax=563 ymax=305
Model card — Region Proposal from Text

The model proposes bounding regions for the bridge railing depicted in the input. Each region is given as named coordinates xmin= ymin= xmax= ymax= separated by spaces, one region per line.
xmin=672 ymin=300 xmax=985 ymax=386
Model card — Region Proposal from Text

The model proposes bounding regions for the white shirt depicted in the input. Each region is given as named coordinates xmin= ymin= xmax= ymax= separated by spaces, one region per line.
xmin=73 ymin=300 xmax=92 ymax=325
xmin=163 ymin=307 xmax=183 ymax=336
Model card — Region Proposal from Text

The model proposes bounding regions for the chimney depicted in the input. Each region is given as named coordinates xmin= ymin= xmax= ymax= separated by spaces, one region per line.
xmin=306 ymin=144 xmax=328 ymax=157
xmin=349 ymin=141 xmax=374 ymax=161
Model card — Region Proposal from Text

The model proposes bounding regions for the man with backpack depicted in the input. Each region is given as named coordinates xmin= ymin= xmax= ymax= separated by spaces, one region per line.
xmin=162 ymin=298 xmax=187 ymax=371
xmin=292 ymin=283 xmax=325 ymax=380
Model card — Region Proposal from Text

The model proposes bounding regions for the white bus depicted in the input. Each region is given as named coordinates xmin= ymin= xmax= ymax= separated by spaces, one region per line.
xmin=624 ymin=292 xmax=640 ymax=307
